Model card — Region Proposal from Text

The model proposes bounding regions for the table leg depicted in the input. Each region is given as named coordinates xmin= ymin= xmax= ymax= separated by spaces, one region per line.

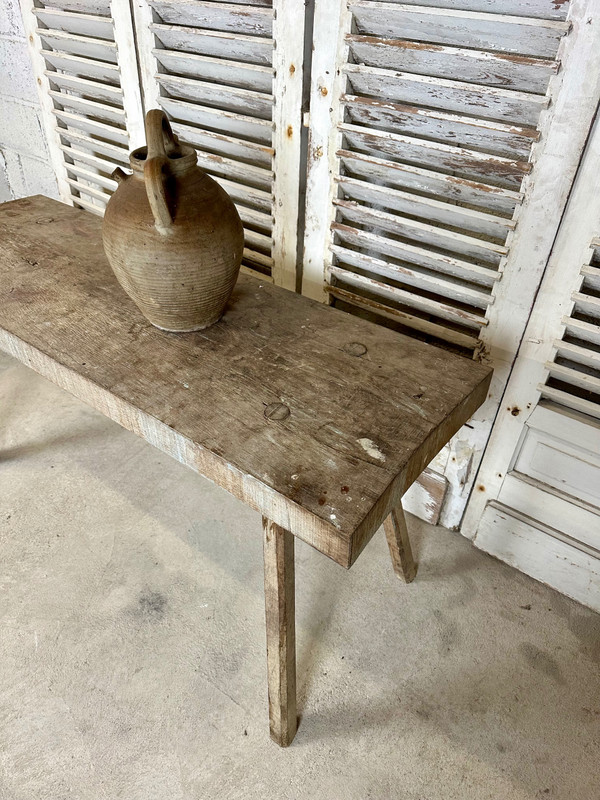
xmin=383 ymin=504 xmax=417 ymax=583
xmin=262 ymin=517 xmax=297 ymax=747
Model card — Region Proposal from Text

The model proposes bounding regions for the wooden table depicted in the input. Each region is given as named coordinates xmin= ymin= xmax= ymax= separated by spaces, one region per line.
xmin=0 ymin=196 xmax=492 ymax=746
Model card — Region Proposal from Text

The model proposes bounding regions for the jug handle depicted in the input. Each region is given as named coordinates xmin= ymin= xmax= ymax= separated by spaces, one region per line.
xmin=144 ymin=110 xmax=179 ymax=233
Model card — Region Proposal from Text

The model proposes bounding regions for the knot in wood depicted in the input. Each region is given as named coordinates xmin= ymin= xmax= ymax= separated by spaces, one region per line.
xmin=35 ymin=217 xmax=54 ymax=225
xmin=344 ymin=342 xmax=367 ymax=357
xmin=264 ymin=402 xmax=290 ymax=421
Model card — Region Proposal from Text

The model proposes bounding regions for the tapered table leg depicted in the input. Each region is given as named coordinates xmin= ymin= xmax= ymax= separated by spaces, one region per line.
xmin=262 ymin=517 xmax=297 ymax=747
xmin=383 ymin=504 xmax=417 ymax=583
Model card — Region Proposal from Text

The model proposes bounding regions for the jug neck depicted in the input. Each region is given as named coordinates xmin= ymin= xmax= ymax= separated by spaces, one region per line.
xmin=129 ymin=144 xmax=197 ymax=178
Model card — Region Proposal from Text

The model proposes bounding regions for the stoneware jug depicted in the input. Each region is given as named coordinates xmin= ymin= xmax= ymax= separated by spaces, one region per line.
xmin=102 ymin=109 xmax=244 ymax=332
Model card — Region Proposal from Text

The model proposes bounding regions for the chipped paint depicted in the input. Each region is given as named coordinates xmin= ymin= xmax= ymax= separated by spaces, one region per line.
xmin=357 ymin=438 xmax=385 ymax=461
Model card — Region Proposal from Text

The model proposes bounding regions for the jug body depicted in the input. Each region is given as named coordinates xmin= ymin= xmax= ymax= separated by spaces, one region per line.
xmin=102 ymin=110 xmax=244 ymax=332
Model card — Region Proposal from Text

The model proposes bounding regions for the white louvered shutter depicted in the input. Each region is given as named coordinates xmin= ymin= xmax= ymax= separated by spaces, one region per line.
xmin=21 ymin=0 xmax=145 ymax=216
xmin=541 ymin=239 xmax=600 ymax=419
xmin=460 ymin=109 xmax=600 ymax=609
xmin=303 ymin=0 xmax=570 ymax=347
xmin=132 ymin=0 xmax=305 ymax=289
xmin=302 ymin=0 xmax=600 ymax=526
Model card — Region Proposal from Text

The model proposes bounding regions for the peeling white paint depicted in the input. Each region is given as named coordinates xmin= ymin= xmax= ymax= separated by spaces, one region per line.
xmin=357 ymin=438 xmax=385 ymax=461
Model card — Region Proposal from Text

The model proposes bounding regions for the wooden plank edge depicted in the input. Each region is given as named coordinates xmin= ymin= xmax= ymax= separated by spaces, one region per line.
xmin=348 ymin=369 xmax=492 ymax=565
xmin=0 ymin=327 xmax=353 ymax=568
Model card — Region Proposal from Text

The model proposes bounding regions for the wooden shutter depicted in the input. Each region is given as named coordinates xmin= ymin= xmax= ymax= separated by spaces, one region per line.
xmin=132 ymin=0 xmax=305 ymax=289
xmin=21 ymin=0 xmax=144 ymax=216
xmin=302 ymin=0 xmax=569 ymax=350
xmin=303 ymin=0 xmax=600 ymax=527
xmin=460 ymin=109 xmax=600 ymax=610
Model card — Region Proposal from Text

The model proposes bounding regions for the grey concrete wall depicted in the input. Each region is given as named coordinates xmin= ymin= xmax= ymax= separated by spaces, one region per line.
xmin=0 ymin=1 xmax=58 ymax=202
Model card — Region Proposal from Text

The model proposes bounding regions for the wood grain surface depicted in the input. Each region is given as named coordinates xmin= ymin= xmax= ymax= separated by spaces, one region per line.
xmin=384 ymin=505 xmax=417 ymax=583
xmin=0 ymin=196 xmax=491 ymax=568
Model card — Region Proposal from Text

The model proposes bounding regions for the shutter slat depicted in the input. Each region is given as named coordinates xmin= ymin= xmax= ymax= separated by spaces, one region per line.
xmin=214 ymin=176 xmax=272 ymax=213
xmin=153 ymin=49 xmax=273 ymax=92
xmin=337 ymin=150 xmax=520 ymax=215
xmin=572 ymin=291 xmax=600 ymax=319
xmin=343 ymin=65 xmax=548 ymax=126
xmin=52 ymin=108 xmax=128 ymax=144
xmin=366 ymin=0 xmax=570 ymax=20
xmin=581 ymin=264 xmax=600 ymax=291
xmin=333 ymin=198 xmax=505 ymax=265
xmin=159 ymin=96 xmax=272 ymax=144
xmin=41 ymin=50 xmax=120 ymax=83
xmin=49 ymin=90 xmax=126 ymax=125
xmin=243 ymin=247 xmax=273 ymax=269
xmin=194 ymin=149 xmax=273 ymax=191
xmin=65 ymin=162 xmax=117 ymax=191
xmin=341 ymin=124 xmax=531 ymax=188
xmin=331 ymin=245 xmax=494 ymax=306
xmin=45 ymin=1 xmax=112 ymax=16
xmin=331 ymin=222 xmax=499 ymax=286
xmin=335 ymin=175 xmax=514 ymax=239
xmin=327 ymin=285 xmax=480 ymax=349
xmin=148 ymin=1 xmax=273 ymax=36
xmin=37 ymin=28 xmax=118 ymax=63
xmin=235 ymin=205 xmax=272 ymax=232
xmin=244 ymin=229 xmax=272 ymax=253
xmin=553 ymin=340 xmax=600 ymax=371
xmin=546 ymin=361 xmax=600 ymax=393
xmin=538 ymin=385 xmax=600 ymax=421
xmin=169 ymin=120 xmax=273 ymax=168
xmin=59 ymin=144 xmax=119 ymax=175
xmin=33 ymin=8 xmax=114 ymax=40
xmin=72 ymin=196 xmax=105 ymax=215
xmin=44 ymin=70 xmax=123 ymax=104
xmin=157 ymin=74 xmax=273 ymax=119
xmin=346 ymin=35 xmax=559 ymax=93
xmin=57 ymin=129 xmax=129 ymax=163
xmin=342 ymin=95 xmax=537 ymax=158
xmin=349 ymin=2 xmax=569 ymax=57
xmin=332 ymin=242 xmax=498 ymax=287
xmin=66 ymin=176 xmax=109 ymax=202
xmin=329 ymin=266 xmax=488 ymax=328
xmin=151 ymin=23 xmax=272 ymax=65
xmin=562 ymin=316 xmax=600 ymax=348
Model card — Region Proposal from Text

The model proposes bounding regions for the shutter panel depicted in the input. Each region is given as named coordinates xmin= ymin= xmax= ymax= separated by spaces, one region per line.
xmin=303 ymin=0 xmax=570 ymax=354
xmin=458 ymin=108 xmax=600 ymax=608
xmin=541 ymin=237 xmax=600 ymax=419
xmin=303 ymin=0 xmax=600 ymax=528
xmin=21 ymin=0 xmax=144 ymax=216
xmin=132 ymin=0 xmax=305 ymax=288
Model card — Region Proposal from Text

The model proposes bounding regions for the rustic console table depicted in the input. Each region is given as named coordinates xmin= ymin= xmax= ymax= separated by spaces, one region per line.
xmin=0 ymin=196 xmax=491 ymax=746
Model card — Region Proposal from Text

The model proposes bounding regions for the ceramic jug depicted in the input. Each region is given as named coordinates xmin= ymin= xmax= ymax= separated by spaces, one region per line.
xmin=102 ymin=109 xmax=244 ymax=332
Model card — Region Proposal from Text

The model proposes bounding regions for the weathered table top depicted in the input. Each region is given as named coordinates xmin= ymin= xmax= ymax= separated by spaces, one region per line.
xmin=0 ymin=196 xmax=491 ymax=568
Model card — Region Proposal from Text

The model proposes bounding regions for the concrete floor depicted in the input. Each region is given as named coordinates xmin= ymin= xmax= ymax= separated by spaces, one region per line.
xmin=1 ymin=349 xmax=599 ymax=800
